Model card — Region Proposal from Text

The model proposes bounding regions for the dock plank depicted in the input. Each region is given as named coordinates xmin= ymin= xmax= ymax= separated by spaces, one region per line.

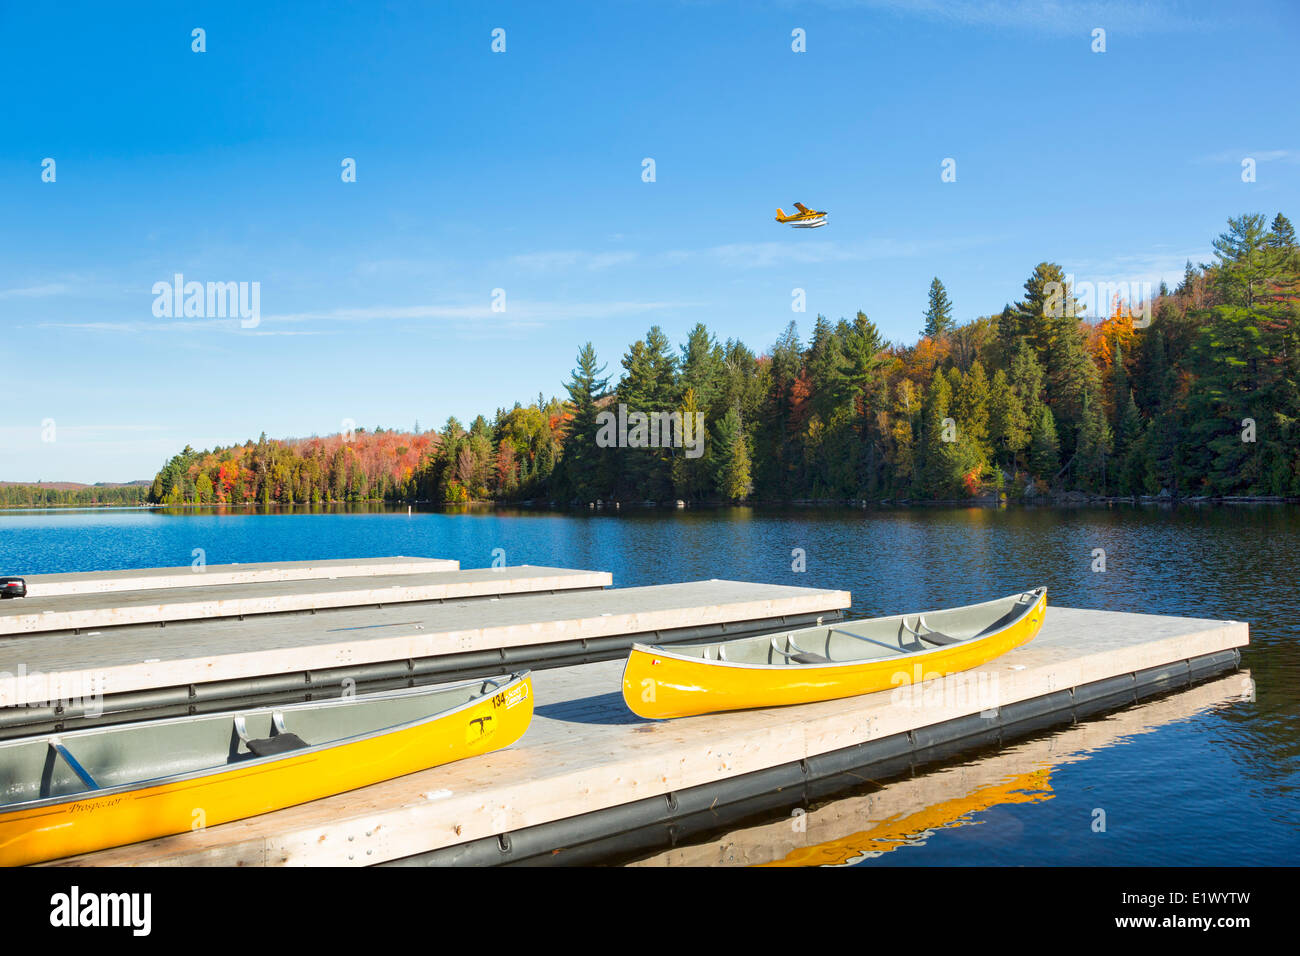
xmin=49 ymin=605 xmax=1248 ymax=866
xmin=0 ymin=565 xmax=611 ymax=635
xmin=19 ymin=557 xmax=458 ymax=598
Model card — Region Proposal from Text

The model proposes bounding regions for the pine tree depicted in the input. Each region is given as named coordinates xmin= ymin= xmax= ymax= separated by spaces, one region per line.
xmin=713 ymin=407 xmax=752 ymax=501
xmin=919 ymin=371 xmax=952 ymax=495
xmin=671 ymin=387 xmax=711 ymax=499
xmin=919 ymin=372 xmax=979 ymax=496
xmin=988 ymin=368 xmax=1030 ymax=472
xmin=952 ymin=360 xmax=992 ymax=459
xmin=1213 ymin=213 xmax=1275 ymax=307
xmin=1009 ymin=263 xmax=1080 ymax=360
xmin=1115 ymin=393 xmax=1145 ymax=494
xmin=1266 ymin=212 xmax=1299 ymax=274
xmin=555 ymin=342 xmax=610 ymax=502
xmin=806 ymin=315 xmax=849 ymax=423
xmin=923 ymin=278 xmax=954 ymax=338
xmin=1029 ymin=405 xmax=1060 ymax=481
xmin=1075 ymin=388 xmax=1113 ymax=493
xmin=887 ymin=379 xmax=918 ymax=493
xmin=679 ymin=323 xmax=725 ymax=418
xmin=1267 ymin=212 xmax=1297 ymax=248
xmin=617 ymin=328 xmax=678 ymax=500
xmin=1008 ymin=337 xmax=1046 ymax=411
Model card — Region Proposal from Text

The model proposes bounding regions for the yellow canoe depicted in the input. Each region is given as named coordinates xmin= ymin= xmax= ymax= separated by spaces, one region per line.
xmin=623 ymin=589 xmax=1047 ymax=719
xmin=0 ymin=672 xmax=532 ymax=866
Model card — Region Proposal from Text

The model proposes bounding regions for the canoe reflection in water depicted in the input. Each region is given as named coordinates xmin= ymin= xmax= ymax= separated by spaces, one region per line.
xmin=626 ymin=671 xmax=1252 ymax=867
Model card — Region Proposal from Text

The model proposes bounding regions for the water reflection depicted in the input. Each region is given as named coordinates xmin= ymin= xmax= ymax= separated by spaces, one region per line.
xmin=628 ymin=672 xmax=1254 ymax=867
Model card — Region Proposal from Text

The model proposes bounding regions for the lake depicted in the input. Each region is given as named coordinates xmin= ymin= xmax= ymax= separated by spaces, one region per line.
xmin=0 ymin=503 xmax=1295 ymax=865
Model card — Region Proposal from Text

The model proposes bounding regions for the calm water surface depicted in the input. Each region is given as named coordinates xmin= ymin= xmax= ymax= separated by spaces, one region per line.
xmin=0 ymin=503 xmax=1295 ymax=865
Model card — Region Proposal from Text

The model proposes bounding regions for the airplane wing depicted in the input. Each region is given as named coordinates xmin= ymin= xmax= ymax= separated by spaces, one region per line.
xmin=793 ymin=202 xmax=809 ymax=213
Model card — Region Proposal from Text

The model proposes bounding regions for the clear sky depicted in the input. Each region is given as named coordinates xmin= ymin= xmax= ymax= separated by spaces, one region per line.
xmin=3 ymin=0 xmax=1298 ymax=482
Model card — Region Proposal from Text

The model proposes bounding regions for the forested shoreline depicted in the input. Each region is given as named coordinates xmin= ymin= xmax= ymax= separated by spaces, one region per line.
xmin=23 ymin=213 xmax=1297 ymax=512
xmin=0 ymin=483 xmax=149 ymax=509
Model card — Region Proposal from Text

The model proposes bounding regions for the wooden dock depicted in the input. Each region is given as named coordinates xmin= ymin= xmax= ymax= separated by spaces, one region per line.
xmin=47 ymin=604 xmax=1248 ymax=866
xmin=0 ymin=565 xmax=611 ymax=636
xmin=20 ymin=556 xmax=458 ymax=598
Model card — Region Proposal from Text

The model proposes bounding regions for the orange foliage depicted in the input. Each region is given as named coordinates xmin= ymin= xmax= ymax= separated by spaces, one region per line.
xmin=788 ymin=369 xmax=813 ymax=429
xmin=1091 ymin=295 xmax=1138 ymax=373
xmin=902 ymin=338 xmax=949 ymax=389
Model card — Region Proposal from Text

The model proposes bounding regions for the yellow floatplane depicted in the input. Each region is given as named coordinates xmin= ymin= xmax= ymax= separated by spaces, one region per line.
xmin=775 ymin=202 xmax=828 ymax=228
xmin=0 ymin=672 xmax=533 ymax=866
xmin=623 ymin=589 xmax=1046 ymax=719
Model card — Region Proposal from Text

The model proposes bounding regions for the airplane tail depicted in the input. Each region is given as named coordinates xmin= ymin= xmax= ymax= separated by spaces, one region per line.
xmin=775 ymin=208 xmax=786 ymax=221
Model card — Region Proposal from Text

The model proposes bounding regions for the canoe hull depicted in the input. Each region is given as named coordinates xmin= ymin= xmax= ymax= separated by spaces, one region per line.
xmin=0 ymin=674 xmax=532 ymax=866
xmin=622 ymin=591 xmax=1046 ymax=719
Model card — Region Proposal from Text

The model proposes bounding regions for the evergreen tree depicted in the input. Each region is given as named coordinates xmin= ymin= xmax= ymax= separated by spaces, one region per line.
xmin=1029 ymin=405 xmax=1060 ymax=481
xmin=671 ymin=387 xmax=712 ymax=499
xmin=1074 ymin=388 xmax=1113 ymax=492
xmin=713 ymin=407 xmax=752 ymax=501
xmin=1115 ymin=393 xmax=1146 ymax=494
xmin=1266 ymin=212 xmax=1299 ymax=274
xmin=988 ymin=368 xmax=1030 ymax=472
xmin=1266 ymin=211 xmax=1296 ymax=247
xmin=952 ymin=360 xmax=992 ymax=459
xmin=922 ymin=278 xmax=954 ymax=338
xmin=919 ymin=371 xmax=978 ymax=496
xmin=1212 ymin=213 xmax=1276 ymax=307
xmin=1008 ymin=263 xmax=1081 ymax=360
xmin=554 ymin=342 xmax=610 ymax=502
xmin=679 ymin=323 xmax=725 ymax=418
xmin=616 ymin=327 xmax=678 ymax=500
xmin=1008 ymin=337 xmax=1046 ymax=410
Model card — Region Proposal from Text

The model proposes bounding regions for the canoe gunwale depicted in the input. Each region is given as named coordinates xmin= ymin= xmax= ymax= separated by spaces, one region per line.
xmin=629 ymin=588 xmax=1047 ymax=672
xmin=0 ymin=671 xmax=530 ymax=814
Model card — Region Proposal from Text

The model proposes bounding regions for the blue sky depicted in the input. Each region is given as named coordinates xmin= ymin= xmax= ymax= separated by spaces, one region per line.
xmin=3 ymin=0 xmax=1298 ymax=481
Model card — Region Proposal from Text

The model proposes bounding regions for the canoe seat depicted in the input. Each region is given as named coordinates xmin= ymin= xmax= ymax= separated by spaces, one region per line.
xmin=915 ymin=630 xmax=961 ymax=647
xmin=789 ymin=651 xmax=832 ymax=664
xmin=901 ymin=616 xmax=964 ymax=648
xmin=245 ymin=733 xmax=311 ymax=757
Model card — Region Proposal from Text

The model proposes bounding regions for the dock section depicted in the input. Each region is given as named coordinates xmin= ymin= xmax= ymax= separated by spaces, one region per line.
xmin=0 ymin=580 xmax=850 ymax=728
xmin=0 ymin=565 xmax=612 ymax=636
xmin=20 ymin=556 xmax=458 ymax=598
xmin=52 ymin=605 xmax=1247 ymax=866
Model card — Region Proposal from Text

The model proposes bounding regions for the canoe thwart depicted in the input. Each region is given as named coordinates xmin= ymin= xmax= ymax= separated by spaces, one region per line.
xmin=828 ymin=626 xmax=908 ymax=655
